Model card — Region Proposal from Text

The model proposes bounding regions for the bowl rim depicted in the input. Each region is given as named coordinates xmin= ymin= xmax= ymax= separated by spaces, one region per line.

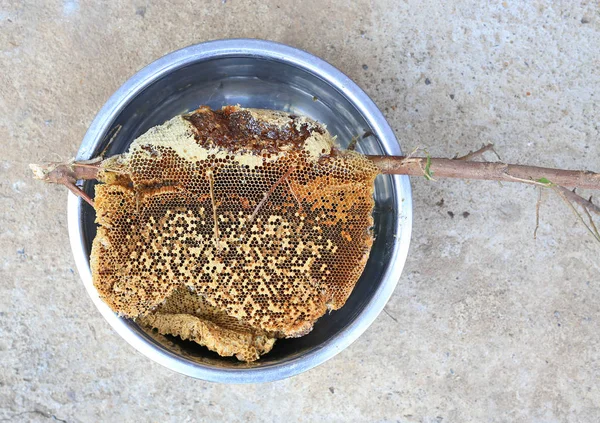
xmin=68 ymin=38 xmax=413 ymax=383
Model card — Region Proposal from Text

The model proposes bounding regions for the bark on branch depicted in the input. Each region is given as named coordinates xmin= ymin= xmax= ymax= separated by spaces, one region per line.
xmin=29 ymin=159 xmax=101 ymax=207
xmin=366 ymin=155 xmax=600 ymax=190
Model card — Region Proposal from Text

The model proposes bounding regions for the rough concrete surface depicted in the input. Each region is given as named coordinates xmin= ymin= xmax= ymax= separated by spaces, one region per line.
xmin=1 ymin=1 xmax=599 ymax=422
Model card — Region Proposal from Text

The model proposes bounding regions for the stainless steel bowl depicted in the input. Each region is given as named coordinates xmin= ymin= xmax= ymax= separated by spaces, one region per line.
xmin=68 ymin=39 xmax=412 ymax=383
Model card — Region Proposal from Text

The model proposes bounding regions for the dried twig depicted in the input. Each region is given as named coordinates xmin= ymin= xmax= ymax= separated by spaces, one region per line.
xmin=556 ymin=188 xmax=600 ymax=239
xmin=99 ymin=124 xmax=122 ymax=158
xmin=206 ymin=170 xmax=221 ymax=252
xmin=247 ymin=166 xmax=296 ymax=225
xmin=31 ymin=146 xmax=600 ymax=248
xmin=286 ymin=179 xmax=303 ymax=212
xmin=368 ymin=156 xmax=600 ymax=190
xmin=455 ymin=143 xmax=501 ymax=161
xmin=534 ymin=187 xmax=542 ymax=239
xmin=554 ymin=186 xmax=600 ymax=216
xmin=368 ymin=148 xmax=599 ymax=242
xmin=553 ymin=186 xmax=600 ymax=242
xmin=583 ymin=204 xmax=600 ymax=239
xmin=29 ymin=159 xmax=101 ymax=207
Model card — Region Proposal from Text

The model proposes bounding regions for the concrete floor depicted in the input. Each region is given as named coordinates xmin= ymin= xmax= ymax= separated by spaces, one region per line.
xmin=1 ymin=1 xmax=600 ymax=421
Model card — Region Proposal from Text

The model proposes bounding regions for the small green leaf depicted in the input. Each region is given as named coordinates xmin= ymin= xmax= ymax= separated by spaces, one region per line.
xmin=537 ymin=177 xmax=552 ymax=186
xmin=424 ymin=151 xmax=435 ymax=181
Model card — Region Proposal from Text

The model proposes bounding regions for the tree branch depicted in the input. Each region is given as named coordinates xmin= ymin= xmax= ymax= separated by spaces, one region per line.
xmin=454 ymin=143 xmax=500 ymax=161
xmin=554 ymin=186 xmax=600 ymax=216
xmin=553 ymin=186 xmax=600 ymax=242
xmin=29 ymin=159 xmax=101 ymax=207
xmin=30 ymin=152 xmax=600 ymax=219
xmin=367 ymin=156 xmax=600 ymax=190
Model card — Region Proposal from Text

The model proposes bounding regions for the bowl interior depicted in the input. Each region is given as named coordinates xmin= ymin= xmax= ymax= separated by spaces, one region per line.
xmin=80 ymin=56 xmax=403 ymax=370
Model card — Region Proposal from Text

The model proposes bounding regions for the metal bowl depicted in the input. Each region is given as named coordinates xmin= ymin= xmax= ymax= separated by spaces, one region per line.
xmin=68 ymin=39 xmax=412 ymax=383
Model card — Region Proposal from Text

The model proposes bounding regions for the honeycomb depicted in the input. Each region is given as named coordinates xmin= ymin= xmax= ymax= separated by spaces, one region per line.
xmin=138 ymin=287 xmax=276 ymax=361
xmin=91 ymin=105 xmax=379 ymax=361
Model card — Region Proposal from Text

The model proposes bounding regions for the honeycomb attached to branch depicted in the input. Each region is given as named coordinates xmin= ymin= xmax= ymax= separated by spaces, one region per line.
xmin=91 ymin=105 xmax=379 ymax=361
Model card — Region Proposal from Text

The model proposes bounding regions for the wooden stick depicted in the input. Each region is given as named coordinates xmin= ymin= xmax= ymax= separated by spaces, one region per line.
xmin=454 ymin=143 xmax=501 ymax=161
xmin=555 ymin=186 xmax=600 ymax=216
xmin=29 ymin=159 xmax=101 ymax=207
xmin=366 ymin=155 xmax=600 ymax=190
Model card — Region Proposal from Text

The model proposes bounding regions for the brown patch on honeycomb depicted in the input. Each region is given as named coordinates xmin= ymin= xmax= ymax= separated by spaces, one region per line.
xmin=183 ymin=105 xmax=321 ymax=154
xmin=91 ymin=105 xmax=378 ymax=360
xmin=138 ymin=288 xmax=276 ymax=361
